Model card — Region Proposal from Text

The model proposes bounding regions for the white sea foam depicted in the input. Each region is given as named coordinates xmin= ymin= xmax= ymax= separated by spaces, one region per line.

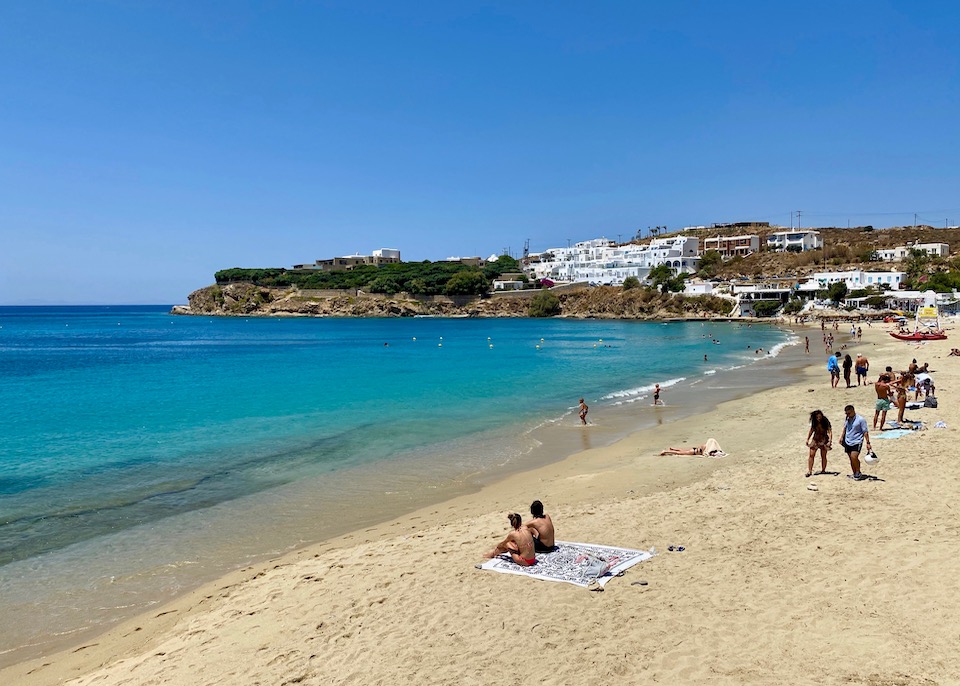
xmin=601 ymin=377 xmax=686 ymax=404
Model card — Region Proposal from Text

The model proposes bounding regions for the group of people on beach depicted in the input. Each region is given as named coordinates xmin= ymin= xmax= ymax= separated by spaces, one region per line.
xmin=811 ymin=344 xmax=939 ymax=479
xmin=483 ymin=500 xmax=556 ymax=566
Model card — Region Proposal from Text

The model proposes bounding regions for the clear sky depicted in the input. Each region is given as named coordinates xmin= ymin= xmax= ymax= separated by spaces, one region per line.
xmin=1 ymin=1 xmax=958 ymax=304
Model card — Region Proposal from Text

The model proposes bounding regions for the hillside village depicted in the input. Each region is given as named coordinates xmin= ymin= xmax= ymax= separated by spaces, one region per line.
xmin=307 ymin=224 xmax=959 ymax=306
xmin=181 ymin=223 xmax=960 ymax=318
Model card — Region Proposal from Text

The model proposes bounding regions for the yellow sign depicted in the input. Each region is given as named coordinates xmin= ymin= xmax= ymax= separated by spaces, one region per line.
xmin=917 ymin=306 xmax=938 ymax=318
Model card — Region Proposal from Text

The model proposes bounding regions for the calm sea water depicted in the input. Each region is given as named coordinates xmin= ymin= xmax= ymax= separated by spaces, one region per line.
xmin=0 ymin=306 xmax=796 ymax=664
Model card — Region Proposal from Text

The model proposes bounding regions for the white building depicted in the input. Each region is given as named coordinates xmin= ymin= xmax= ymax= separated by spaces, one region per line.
xmin=877 ymin=243 xmax=949 ymax=261
xmin=766 ymin=230 xmax=822 ymax=252
xmin=527 ymin=236 xmax=701 ymax=286
xmin=810 ymin=269 xmax=904 ymax=291
xmin=701 ymin=234 xmax=760 ymax=258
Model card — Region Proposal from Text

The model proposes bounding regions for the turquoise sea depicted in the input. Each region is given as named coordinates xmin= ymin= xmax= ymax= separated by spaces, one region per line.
xmin=0 ymin=306 xmax=797 ymax=665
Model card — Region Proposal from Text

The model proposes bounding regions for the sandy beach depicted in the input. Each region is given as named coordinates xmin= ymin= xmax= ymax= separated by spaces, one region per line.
xmin=6 ymin=321 xmax=960 ymax=685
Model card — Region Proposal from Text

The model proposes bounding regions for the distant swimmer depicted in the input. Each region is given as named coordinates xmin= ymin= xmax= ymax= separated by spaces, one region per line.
xmin=653 ymin=384 xmax=662 ymax=406
xmin=484 ymin=513 xmax=536 ymax=566
xmin=526 ymin=500 xmax=556 ymax=553
xmin=578 ymin=398 xmax=589 ymax=424
xmin=704 ymin=354 xmax=708 ymax=362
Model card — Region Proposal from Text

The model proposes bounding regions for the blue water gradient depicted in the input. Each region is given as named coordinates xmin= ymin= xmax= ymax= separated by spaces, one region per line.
xmin=0 ymin=307 xmax=791 ymax=566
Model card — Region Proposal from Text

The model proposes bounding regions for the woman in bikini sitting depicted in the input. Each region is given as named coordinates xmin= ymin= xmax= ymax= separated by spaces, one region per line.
xmin=484 ymin=513 xmax=537 ymax=566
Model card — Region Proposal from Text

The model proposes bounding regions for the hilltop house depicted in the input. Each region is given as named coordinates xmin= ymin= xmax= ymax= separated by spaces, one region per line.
xmin=766 ymin=230 xmax=822 ymax=252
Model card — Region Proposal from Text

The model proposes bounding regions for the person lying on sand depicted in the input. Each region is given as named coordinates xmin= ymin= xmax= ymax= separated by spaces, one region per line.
xmin=525 ymin=500 xmax=556 ymax=553
xmin=485 ymin=513 xmax=537 ymax=566
xmin=660 ymin=445 xmax=708 ymax=456
xmin=660 ymin=439 xmax=726 ymax=457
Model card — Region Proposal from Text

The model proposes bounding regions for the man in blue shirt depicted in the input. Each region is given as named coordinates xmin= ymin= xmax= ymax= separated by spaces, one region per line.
xmin=839 ymin=404 xmax=872 ymax=480
xmin=827 ymin=352 xmax=841 ymax=388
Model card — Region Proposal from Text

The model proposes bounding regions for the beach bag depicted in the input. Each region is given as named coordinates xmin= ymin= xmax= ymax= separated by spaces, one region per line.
xmin=924 ymin=396 xmax=938 ymax=408
xmin=862 ymin=449 xmax=879 ymax=464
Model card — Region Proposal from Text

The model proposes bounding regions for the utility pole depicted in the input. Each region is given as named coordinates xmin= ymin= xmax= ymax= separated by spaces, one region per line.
xmin=790 ymin=211 xmax=794 ymax=229
xmin=796 ymin=210 xmax=802 ymax=230
xmin=915 ymin=213 xmax=918 ymax=228
xmin=617 ymin=233 xmax=622 ymax=245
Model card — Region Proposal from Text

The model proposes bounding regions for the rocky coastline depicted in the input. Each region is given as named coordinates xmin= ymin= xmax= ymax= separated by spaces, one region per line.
xmin=171 ymin=282 xmax=736 ymax=319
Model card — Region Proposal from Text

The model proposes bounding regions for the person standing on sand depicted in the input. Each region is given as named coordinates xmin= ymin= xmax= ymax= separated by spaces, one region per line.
xmin=484 ymin=513 xmax=537 ymax=566
xmin=874 ymin=374 xmax=893 ymax=429
xmin=805 ymin=409 xmax=832 ymax=477
xmin=839 ymin=404 xmax=872 ymax=481
xmin=827 ymin=352 xmax=841 ymax=388
xmin=843 ymin=354 xmax=853 ymax=388
xmin=805 ymin=336 xmax=810 ymax=354
xmin=855 ymin=354 xmax=869 ymax=386
xmin=894 ymin=375 xmax=908 ymax=423
xmin=578 ymin=398 xmax=588 ymax=424
xmin=526 ymin=500 xmax=556 ymax=553
xmin=653 ymin=383 xmax=662 ymax=405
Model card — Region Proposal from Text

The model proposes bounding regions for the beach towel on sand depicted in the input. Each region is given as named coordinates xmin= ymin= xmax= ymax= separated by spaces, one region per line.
xmin=478 ymin=541 xmax=653 ymax=588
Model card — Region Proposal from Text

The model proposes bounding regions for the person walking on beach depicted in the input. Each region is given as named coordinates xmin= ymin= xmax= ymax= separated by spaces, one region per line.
xmin=855 ymin=354 xmax=869 ymax=386
xmin=526 ymin=500 xmax=556 ymax=553
xmin=839 ymin=404 xmax=872 ymax=481
xmin=827 ymin=352 xmax=841 ymax=388
xmin=578 ymin=398 xmax=589 ymax=424
xmin=805 ymin=409 xmax=832 ymax=477
xmin=805 ymin=336 xmax=810 ymax=355
xmin=874 ymin=374 xmax=893 ymax=429
xmin=484 ymin=513 xmax=537 ymax=566
xmin=842 ymin=354 xmax=853 ymax=388
xmin=653 ymin=383 xmax=662 ymax=406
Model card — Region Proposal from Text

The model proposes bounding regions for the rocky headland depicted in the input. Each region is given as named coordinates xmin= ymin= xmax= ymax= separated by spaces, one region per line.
xmin=172 ymin=282 xmax=735 ymax=319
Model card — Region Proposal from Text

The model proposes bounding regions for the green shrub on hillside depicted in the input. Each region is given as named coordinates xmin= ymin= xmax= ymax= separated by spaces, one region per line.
xmin=529 ymin=290 xmax=561 ymax=317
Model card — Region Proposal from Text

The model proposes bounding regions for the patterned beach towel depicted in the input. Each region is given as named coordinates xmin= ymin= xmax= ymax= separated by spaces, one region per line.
xmin=479 ymin=541 xmax=653 ymax=588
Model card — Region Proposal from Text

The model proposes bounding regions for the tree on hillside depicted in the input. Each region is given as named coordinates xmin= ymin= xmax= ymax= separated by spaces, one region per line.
xmin=483 ymin=255 xmax=522 ymax=279
xmin=528 ymin=290 xmax=561 ymax=317
xmin=826 ymin=282 xmax=848 ymax=304
xmin=697 ymin=250 xmax=723 ymax=278
xmin=444 ymin=271 xmax=489 ymax=295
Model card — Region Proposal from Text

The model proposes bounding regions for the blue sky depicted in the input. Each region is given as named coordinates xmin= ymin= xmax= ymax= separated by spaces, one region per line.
xmin=1 ymin=1 xmax=958 ymax=304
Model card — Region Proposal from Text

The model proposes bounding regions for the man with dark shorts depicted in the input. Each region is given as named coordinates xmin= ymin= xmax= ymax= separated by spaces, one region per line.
xmin=525 ymin=500 xmax=556 ymax=553
xmin=855 ymin=353 xmax=869 ymax=386
xmin=839 ymin=404 xmax=872 ymax=480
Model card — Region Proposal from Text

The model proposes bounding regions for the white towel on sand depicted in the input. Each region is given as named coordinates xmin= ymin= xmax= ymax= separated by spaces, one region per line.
xmin=703 ymin=438 xmax=727 ymax=458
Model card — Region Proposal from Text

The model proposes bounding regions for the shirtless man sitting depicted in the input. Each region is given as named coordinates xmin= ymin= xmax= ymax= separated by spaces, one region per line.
xmin=525 ymin=500 xmax=556 ymax=553
xmin=484 ymin=513 xmax=537 ymax=566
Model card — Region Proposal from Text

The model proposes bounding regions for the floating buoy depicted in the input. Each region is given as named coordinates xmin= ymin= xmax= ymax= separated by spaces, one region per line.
xmin=412 ymin=337 xmax=417 ymax=341
xmin=438 ymin=343 xmax=443 ymax=347
xmin=489 ymin=344 xmax=493 ymax=349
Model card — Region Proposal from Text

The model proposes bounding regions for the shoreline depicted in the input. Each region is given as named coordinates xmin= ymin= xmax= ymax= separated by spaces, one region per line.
xmin=8 ymin=323 xmax=960 ymax=683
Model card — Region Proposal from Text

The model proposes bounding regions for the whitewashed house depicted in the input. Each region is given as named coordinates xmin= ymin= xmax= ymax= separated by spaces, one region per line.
xmin=766 ymin=230 xmax=822 ymax=252
xmin=877 ymin=243 xmax=949 ymax=261
xmin=810 ymin=269 xmax=904 ymax=291
xmin=527 ymin=236 xmax=700 ymax=286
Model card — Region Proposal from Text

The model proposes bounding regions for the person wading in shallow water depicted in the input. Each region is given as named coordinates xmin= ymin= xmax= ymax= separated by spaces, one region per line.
xmin=578 ymin=398 xmax=588 ymax=424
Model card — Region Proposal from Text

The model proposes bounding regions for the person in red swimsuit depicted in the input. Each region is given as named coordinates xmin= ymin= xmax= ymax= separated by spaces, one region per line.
xmin=484 ymin=513 xmax=537 ymax=566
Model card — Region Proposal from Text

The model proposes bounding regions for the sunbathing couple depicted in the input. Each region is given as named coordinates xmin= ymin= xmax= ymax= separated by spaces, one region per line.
xmin=484 ymin=500 xmax=556 ymax=566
